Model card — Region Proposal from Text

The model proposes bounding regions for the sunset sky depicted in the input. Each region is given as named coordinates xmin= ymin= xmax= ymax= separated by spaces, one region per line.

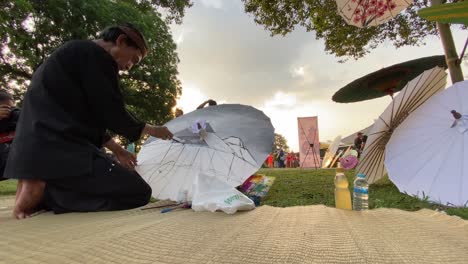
xmin=172 ymin=0 xmax=468 ymax=151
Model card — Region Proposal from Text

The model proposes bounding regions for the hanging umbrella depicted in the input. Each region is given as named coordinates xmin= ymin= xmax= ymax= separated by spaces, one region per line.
xmin=357 ymin=66 xmax=447 ymax=183
xmin=385 ymin=80 xmax=468 ymax=206
xmin=335 ymin=0 xmax=414 ymax=28
xmin=333 ymin=55 xmax=447 ymax=103
xmin=322 ymin=136 xmax=342 ymax=168
xmin=136 ymin=104 xmax=275 ymax=201
xmin=418 ymin=1 xmax=468 ymax=25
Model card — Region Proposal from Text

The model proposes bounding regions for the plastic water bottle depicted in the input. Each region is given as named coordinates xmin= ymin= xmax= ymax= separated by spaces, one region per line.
xmin=334 ymin=167 xmax=352 ymax=210
xmin=126 ymin=143 xmax=135 ymax=153
xmin=353 ymin=173 xmax=369 ymax=211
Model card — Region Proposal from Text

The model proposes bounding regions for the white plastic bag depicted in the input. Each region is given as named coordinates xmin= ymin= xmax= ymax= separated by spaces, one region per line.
xmin=192 ymin=173 xmax=255 ymax=214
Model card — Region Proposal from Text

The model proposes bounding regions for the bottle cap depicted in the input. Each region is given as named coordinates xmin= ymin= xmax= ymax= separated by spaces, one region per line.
xmin=357 ymin=173 xmax=366 ymax=178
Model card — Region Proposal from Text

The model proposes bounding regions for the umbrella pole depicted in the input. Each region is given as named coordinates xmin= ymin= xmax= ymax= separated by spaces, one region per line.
xmin=431 ymin=0 xmax=464 ymax=83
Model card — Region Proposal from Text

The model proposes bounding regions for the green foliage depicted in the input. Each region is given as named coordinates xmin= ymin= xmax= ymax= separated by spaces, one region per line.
xmin=241 ymin=0 xmax=454 ymax=61
xmin=273 ymin=133 xmax=290 ymax=152
xmin=148 ymin=0 xmax=193 ymax=24
xmin=258 ymin=168 xmax=468 ymax=220
xmin=0 ymin=0 xmax=192 ymax=126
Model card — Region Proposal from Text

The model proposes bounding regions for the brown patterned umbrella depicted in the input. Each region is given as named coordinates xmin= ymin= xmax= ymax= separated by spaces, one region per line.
xmin=332 ymin=55 xmax=447 ymax=103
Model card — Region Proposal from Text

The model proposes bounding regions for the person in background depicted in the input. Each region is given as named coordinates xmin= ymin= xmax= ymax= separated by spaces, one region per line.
xmin=360 ymin=135 xmax=368 ymax=154
xmin=0 ymin=90 xmax=19 ymax=181
xmin=197 ymin=99 xmax=217 ymax=109
xmin=278 ymin=149 xmax=285 ymax=168
xmin=174 ymin=108 xmax=184 ymax=118
xmin=267 ymin=153 xmax=273 ymax=168
xmin=286 ymin=151 xmax=294 ymax=168
xmin=354 ymin=132 xmax=364 ymax=159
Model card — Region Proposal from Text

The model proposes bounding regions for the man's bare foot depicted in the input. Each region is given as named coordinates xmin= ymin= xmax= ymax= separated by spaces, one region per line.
xmin=13 ymin=179 xmax=45 ymax=219
xmin=15 ymin=180 xmax=23 ymax=204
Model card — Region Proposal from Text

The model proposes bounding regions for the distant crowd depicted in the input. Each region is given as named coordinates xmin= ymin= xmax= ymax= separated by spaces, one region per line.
xmin=265 ymin=149 xmax=299 ymax=168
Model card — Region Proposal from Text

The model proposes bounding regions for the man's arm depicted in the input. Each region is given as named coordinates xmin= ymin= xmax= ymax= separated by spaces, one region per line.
xmin=141 ymin=124 xmax=173 ymax=140
xmin=196 ymin=100 xmax=209 ymax=109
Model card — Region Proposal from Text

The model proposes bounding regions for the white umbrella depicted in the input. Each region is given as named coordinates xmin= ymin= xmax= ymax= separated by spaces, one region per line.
xmin=357 ymin=66 xmax=447 ymax=183
xmin=336 ymin=0 xmax=413 ymax=28
xmin=385 ymin=80 xmax=468 ymax=207
xmin=322 ymin=135 xmax=342 ymax=168
xmin=136 ymin=104 xmax=275 ymax=201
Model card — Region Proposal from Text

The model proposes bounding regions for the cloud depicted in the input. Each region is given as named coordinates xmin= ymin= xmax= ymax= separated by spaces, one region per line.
xmin=171 ymin=3 xmax=468 ymax=150
xmin=264 ymin=91 xmax=297 ymax=109
xmin=199 ymin=0 xmax=223 ymax=9
xmin=175 ymin=32 xmax=184 ymax=45
xmin=291 ymin=66 xmax=306 ymax=78
xmin=176 ymin=82 xmax=208 ymax=113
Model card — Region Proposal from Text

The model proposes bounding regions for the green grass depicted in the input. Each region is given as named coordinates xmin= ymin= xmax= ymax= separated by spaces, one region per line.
xmin=258 ymin=168 xmax=468 ymax=220
xmin=0 ymin=179 xmax=16 ymax=196
xmin=1 ymin=169 xmax=467 ymax=220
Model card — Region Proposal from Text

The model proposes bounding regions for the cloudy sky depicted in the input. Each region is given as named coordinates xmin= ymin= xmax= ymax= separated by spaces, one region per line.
xmin=171 ymin=0 xmax=468 ymax=151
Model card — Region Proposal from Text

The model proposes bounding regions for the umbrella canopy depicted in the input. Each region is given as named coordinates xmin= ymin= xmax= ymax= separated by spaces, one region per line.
xmin=418 ymin=1 xmax=468 ymax=25
xmin=357 ymin=66 xmax=447 ymax=183
xmin=340 ymin=155 xmax=359 ymax=169
xmin=335 ymin=0 xmax=413 ymax=28
xmin=332 ymin=55 xmax=447 ymax=103
xmin=322 ymin=136 xmax=342 ymax=168
xmin=136 ymin=104 xmax=275 ymax=201
xmin=385 ymin=80 xmax=468 ymax=206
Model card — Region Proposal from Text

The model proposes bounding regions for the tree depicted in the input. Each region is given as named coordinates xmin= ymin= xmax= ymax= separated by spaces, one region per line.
xmin=242 ymin=0 xmax=461 ymax=61
xmin=273 ymin=133 xmax=290 ymax=152
xmin=0 ymin=0 xmax=192 ymax=126
xmin=150 ymin=0 xmax=193 ymax=24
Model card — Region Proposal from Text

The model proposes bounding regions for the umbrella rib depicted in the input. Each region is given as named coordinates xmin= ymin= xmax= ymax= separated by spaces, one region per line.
xmin=402 ymin=69 xmax=446 ymax=114
xmin=222 ymin=136 xmax=259 ymax=167
xmin=398 ymin=68 xmax=438 ymax=118
xmin=148 ymin=145 xmax=187 ymax=191
xmin=157 ymin=147 xmax=202 ymax=197
xmin=399 ymin=69 xmax=445 ymax=114
xmin=359 ymin=132 xmax=389 ymax=182
xmin=145 ymin=143 xmax=182 ymax=184
xmin=361 ymin=146 xmax=384 ymax=183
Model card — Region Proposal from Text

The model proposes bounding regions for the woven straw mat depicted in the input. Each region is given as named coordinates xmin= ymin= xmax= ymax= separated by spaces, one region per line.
xmin=0 ymin=198 xmax=467 ymax=264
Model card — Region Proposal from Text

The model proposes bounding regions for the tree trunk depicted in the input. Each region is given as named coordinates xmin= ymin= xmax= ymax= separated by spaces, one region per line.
xmin=431 ymin=0 xmax=464 ymax=83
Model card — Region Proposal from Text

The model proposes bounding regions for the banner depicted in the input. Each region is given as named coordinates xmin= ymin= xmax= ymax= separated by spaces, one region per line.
xmin=297 ymin=117 xmax=320 ymax=168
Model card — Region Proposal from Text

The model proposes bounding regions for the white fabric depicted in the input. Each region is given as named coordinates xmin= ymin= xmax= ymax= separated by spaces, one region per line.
xmin=136 ymin=104 xmax=275 ymax=201
xmin=322 ymin=135 xmax=342 ymax=168
xmin=385 ymin=80 xmax=468 ymax=207
xmin=357 ymin=67 xmax=447 ymax=183
xmin=336 ymin=0 xmax=414 ymax=28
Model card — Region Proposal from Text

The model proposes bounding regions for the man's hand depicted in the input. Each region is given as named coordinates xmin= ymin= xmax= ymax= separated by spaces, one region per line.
xmin=143 ymin=124 xmax=173 ymax=140
xmin=114 ymin=149 xmax=137 ymax=170
xmin=0 ymin=105 xmax=11 ymax=120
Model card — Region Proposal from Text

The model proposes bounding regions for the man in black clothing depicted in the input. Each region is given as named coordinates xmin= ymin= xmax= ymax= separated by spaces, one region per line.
xmin=354 ymin=132 xmax=363 ymax=158
xmin=6 ymin=23 xmax=173 ymax=219
xmin=0 ymin=90 xmax=19 ymax=181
